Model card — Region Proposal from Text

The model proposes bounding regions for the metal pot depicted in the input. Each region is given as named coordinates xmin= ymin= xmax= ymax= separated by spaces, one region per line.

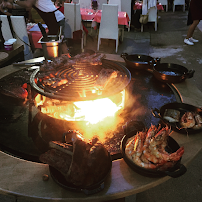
xmin=121 ymin=129 xmax=187 ymax=178
xmin=152 ymin=63 xmax=195 ymax=83
xmin=152 ymin=102 xmax=202 ymax=134
xmin=121 ymin=53 xmax=161 ymax=70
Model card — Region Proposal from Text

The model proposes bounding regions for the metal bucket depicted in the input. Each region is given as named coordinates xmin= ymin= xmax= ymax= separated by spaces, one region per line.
xmin=38 ymin=35 xmax=63 ymax=59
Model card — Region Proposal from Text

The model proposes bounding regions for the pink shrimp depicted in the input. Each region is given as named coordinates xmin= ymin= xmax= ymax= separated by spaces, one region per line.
xmin=131 ymin=131 xmax=157 ymax=169
xmin=142 ymin=124 xmax=161 ymax=164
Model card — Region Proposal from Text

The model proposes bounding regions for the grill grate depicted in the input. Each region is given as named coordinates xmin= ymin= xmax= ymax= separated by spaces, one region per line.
xmin=30 ymin=59 xmax=131 ymax=101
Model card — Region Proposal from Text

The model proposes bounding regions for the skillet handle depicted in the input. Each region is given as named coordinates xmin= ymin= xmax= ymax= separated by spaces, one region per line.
xmin=164 ymin=164 xmax=187 ymax=178
xmin=185 ymin=69 xmax=195 ymax=79
xmin=121 ymin=53 xmax=128 ymax=59
xmin=151 ymin=108 xmax=161 ymax=119
xmin=154 ymin=57 xmax=161 ymax=64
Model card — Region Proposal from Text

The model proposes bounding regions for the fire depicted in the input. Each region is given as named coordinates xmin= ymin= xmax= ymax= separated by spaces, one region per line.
xmin=35 ymin=90 xmax=125 ymax=125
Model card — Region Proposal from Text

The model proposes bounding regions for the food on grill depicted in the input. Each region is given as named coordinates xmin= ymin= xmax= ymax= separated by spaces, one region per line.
xmin=39 ymin=130 xmax=111 ymax=187
xmin=94 ymin=68 xmax=118 ymax=91
xmin=125 ymin=125 xmax=184 ymax=171
xmin=39 ymin=52 xmax=105 ymax=73
xmin=180 ymin=111 xmax=202 ymax=129
xmin=163 ymin=109 xmax=180 ymax=122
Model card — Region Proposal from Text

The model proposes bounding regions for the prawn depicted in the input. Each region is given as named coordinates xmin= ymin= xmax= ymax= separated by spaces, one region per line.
xmin=149 ymin=126 xmax=184 ymax=162
xmin=142 ymin=125 xmax=161 ymax=164
xmin=180 ymin=112 xmax=195 ymax=128
xmin=131 ymin=131 xmax=157 ymax=169
xmin=147 ymin=126 xmax=171 ymax=164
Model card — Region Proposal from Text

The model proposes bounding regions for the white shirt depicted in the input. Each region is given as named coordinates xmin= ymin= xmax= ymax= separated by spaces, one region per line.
xmin=35 ymin=0 xmax=65 ymax=22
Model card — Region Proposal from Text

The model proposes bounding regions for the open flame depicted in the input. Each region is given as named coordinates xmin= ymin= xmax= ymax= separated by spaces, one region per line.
xmin=35 ymin=90 xmax=125 ymax=123
xmin=35 ymin=90 xmax=125 ymax=141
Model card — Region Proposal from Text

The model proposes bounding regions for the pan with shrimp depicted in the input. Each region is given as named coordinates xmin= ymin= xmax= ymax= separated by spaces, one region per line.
xmin=121 ymin=124 xmax=187 ymax=178
xmin=152 ymin=102 xmax=202 ymax=134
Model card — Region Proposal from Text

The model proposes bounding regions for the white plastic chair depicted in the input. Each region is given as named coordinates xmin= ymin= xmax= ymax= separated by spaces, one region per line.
xmin=0 ymin=15 xmax=13 ymax=41
xmin=97 ymin=4 xmax=121 ymax=53
xmin=158 ymin=0 xmax=168 ymax=12
xmin=79 ymin=0 xmax=91 ymax=8
xmin=141 ymin=6 xmax=158 ymax=32
xmin=108 ymin=0 xmax=121 ymax=12
xmin=10 ymin=16 xmax=33 ymax=60
xmin=173 ymin=0 xmax=185 ymax=12
xmin=64 ymin=3 xmax=86 ymax=49
xmin=121 ymin=0 xmax=131 ymax=31
xmin=97 ymin=0 xmax=108 ymax=10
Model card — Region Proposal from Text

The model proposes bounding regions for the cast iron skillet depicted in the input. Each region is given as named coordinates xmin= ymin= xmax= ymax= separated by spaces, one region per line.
xmin=152 ymin=63 xmax=195 ymax=83
xmin=121 ymin=53 xmax=161 ymax=70
xmin=152 ymin=102 xmax=202 ymax=134
xmin=121 ymin=129 xmax=187 ymax=178
xmin=49 ymin=152 xmax=112 ymax=195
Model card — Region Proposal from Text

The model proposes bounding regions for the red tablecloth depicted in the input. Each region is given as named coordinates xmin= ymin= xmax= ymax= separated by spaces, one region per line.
xmin=133 ymin=2 xmax=164 ymax=11
xmin=81 ymin=8 xmax=130 ymax=26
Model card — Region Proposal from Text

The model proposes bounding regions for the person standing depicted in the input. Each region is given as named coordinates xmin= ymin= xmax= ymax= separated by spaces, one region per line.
xmin=6 ymin=0 xmax=69 ymax=53
xmin=184 ymin=0 xmax=202 ymax=45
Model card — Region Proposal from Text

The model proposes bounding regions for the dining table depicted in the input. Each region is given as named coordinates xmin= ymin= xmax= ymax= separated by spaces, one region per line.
xmin=80 ymin=8 xmax=130 ymax=27
xmin=133 ymin=1 xmax=164 ymax=11
xmin=0 ymin=44 xmax=24 ymax=68
xmin=0 ymin=54 xmax=202 ymax=202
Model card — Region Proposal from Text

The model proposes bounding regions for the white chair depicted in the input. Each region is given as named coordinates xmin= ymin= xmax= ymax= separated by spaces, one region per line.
xmin=173 ymin=0 xmax=185 ymax=12
xmin=97 ymin=0 xmax=108 ymax=10
xmin=10 ymin=16 xmax=33 ymax=60
xmin=64 ymin=3 xmax=86 ymax=49
xmin=158 ymin=0 xmax=168 ymax=12
xmin=108 ymin=0 xmax=121 ymax=12
xmin=79 ymin=0 xmax=91 ymax=8
xmin=97 ymin=4 xmax=122 ymax=53
xmin=121 ymin=0 xmax=131 ymax=31
xmin=141 ymin=6 xmax=158 ymax=32
xmin=0 ymin=15 xmax=13 ymax=41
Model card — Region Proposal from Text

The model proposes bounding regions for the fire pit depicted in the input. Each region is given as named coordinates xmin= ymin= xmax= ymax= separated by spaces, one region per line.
xmin=0 ymin=56 xmax=180 ymax=162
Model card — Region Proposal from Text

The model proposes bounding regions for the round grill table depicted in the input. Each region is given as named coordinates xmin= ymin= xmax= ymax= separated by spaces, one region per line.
xmin=0 ymin=55 xmax=202 ymax=202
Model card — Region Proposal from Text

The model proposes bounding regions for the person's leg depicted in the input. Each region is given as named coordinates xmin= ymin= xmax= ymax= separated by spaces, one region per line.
xmin=186 ymin=20 xmax=200 ymax=39
xmin=184 ymin=20 xmax=200 ymax=45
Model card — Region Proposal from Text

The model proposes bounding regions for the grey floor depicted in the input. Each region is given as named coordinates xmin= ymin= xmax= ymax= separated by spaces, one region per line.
xmin=1 ymin=10 xmax=202 ymax=202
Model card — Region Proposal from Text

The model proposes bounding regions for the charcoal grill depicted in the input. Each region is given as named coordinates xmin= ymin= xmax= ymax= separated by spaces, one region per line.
xmin=30 ymin=59 xmax=131 ymax=101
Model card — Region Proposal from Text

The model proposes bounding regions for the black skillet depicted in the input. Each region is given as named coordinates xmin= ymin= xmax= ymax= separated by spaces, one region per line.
xmin=152 ymin=63 xmax=195 ymax=83
xmin=152 ymin=102 xmax=202 ymax=134
xmin=120 ymin=129 xmax=187 ymax=178
xmin=121 ymin=53 xmax=161 ymax=70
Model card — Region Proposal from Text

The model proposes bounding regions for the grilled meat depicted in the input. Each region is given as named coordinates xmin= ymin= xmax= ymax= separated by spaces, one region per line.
xmin=39 ymin=130 xmax=111 ymax=187
xmin=94 ymin=68 xmax=118 ymax=91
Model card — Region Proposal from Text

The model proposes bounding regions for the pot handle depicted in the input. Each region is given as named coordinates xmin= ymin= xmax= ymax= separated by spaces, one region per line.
xmin=121 ymin=53 xmax=128 ymax=59
xmin=151 ymin=108 xmax=161 ymax=119
xmin=164 ymin=164 xmax=187 ymax=178
xmin=154 ymin=57 xmax=161 ymax=64
xmin=185 ymin=69 xmax=195 ymax=79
